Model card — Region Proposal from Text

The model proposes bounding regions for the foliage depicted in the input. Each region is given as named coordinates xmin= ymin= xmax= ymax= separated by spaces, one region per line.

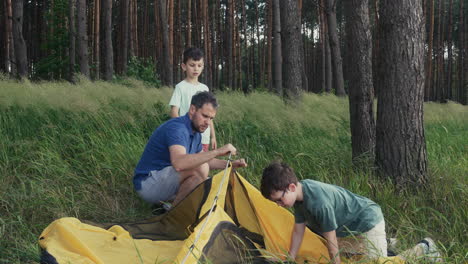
xmin=0 ymin=80 xmax=467 ymax=263
xmin=124 ymin=56 xmax=161 ymax=87
xmin=32 ymin=0 xmax=70 ymax=80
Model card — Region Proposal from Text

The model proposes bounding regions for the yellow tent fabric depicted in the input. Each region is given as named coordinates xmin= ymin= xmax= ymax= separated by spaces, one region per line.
xmin=39 ymin=167 xmax=404 ymax=264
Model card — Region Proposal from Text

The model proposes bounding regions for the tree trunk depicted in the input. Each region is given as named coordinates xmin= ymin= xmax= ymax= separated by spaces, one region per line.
xmin=168 ymin=0 xmax=174 ymax=80
xmin=458 ymin=0 xmax=465 ymax=104
xmin=266 ymin=0 xmax=272 ymax=91
xmin=424 ymin=0 xmax=434 ymax=101
xmin=324 ymin=0 xmax=345 ymax=96
xmin=345 ymin=0 xmax=376 ymax=163
xmin=0 ymin=0 xmax=5 ymax=73
xmin=103 ymin=0 xmax=113 ymax=80
xmin=376 ymin=0 xmax=427 ymax=188
xmin=119 ymin=0 xmax=129 ymax=74
xmin=324 ymin=12 xmax=332 ymax=93
xmin=93 ymin=0 xmax=100 ymax=79
xmin=6 ymin=0 xmax=15 ymax=76
xmin=226 ymin=0 xmax=234 ymax=89
xmin=446 ymin=0 xmax=453 ymax=100
xmin=69 ymin=0 xmax=76 ymax=81
xmin=187 ymin=0 xmax=191 ymax=47
xmin=159 ymin=0 xmax=172 ymax=86
xmin=202 ymin=0 xmax=211 ymax=88
xmin=12 ymin=0 xmax=28 ymax=78
xmin=279 ymin=0 xmax=302 ymax=102
xmin=272 ymin=0 xmax=282 ymax=96
xmin=77 ymin=0 xmax=90 ymax=77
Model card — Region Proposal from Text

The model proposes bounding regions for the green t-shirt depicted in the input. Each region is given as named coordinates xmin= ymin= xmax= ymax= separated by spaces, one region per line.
xmin=294 ymin=179 xmax=383 ymax=237
xmin=169 ymin=80 xmax=210 ymax=144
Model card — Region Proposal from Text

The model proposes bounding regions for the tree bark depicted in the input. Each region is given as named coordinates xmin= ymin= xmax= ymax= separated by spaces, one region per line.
xmin=12 ymin=0 xmax=28 ymax=78
xmin=159 ymin=0 xmax=172 ymax=86
xmin=279 ymin=0 xmax=302 ymax=102
xmin=272 ymin=0 xmax=282 ymax=96
xmin=376 ymin=0 xmax=427 ymax=188
xmin=77 ymin=0 xmax=90 ymax=77
xmin=0 ymin=0 xmax=6 ymax=73
xmin=102 ymin=0 xmax=113 ymax=80
xmin=458 ymin=0 xmax=466 ymax=104
xmin=119 ymin=0 xmax=129 ymax=74
xmin=93 ymin=0 xmax=100 ymax=79
xmin=344 ymin=0 xmax=376 ymax=163
xmin=69 ymin=0 xmax=76 ymax=81
xmin=187 ymin=0 xmax=191 ymax=47
xmin=324 ymin=0 xmax=345 ymax=96
xmin=446 ymin=0 xmax=453 ymax=100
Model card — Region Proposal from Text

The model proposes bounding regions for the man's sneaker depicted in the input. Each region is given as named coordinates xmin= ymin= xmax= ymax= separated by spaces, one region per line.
xmin=420 ymin=237 xmax=443 ymax=263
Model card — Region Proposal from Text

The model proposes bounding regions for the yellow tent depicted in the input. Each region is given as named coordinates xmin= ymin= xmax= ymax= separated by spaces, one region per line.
xmin=39 ymin=167 xmax=404 ymax=264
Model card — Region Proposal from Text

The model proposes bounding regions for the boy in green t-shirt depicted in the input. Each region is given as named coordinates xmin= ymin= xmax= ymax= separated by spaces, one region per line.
xmin=260 ymin=161 xmax=443 ymax=263
xmin=169 ymin=47 xmax=216 ymax=152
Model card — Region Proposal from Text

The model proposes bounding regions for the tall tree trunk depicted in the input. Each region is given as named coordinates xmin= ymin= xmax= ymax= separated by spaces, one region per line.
xmin=77 ymin=0 xmax=90 ymax=77
xmin=376 ymin=0 xmax=427 ymax=188
xmin=93 ymin=0 xmax=100 ymax=79
xmin=69 ymin=0 xmax=76 ymax=81
xmin=202 ymin=0 xmax=211 ymax=88
xmin=0 ymin=0 xmax=6 ymax=73
xmin=345 ymin=0 xmax=376 ymax=163
xmin=279 ymin=0 xmax=302 ymax=102
xmin=154 ymin=0 xmax=161 ymax=65
xmin=424 ymin=0 xmax=434 ymax=101
xmin=226 ymin=0 xmax=234 ymax=89
xmin=266 ymin=0 xmax=272 ymax=91
xmin=324 ymin=0 xmax=345 ymax=96
xmin=187 ymin=0 xmax=191 ymax=47
xmin=446 ymin=0 xmax=453 ymax=100
xmin=6 ymin=0 xmax=15 ymax=76
xmin=458 ymin=0 xmax=465 ymax=104
xmin=120 ymin=0 xmax=129 ymax=74
xmin=12 ymin=0 xmax=28 ymax=78
xmin=168 ymin=0 xmax=174 ymax=80
xmin=103 ymin=0 xmax=113 ymax=80
xmin=159 ymin=0 xmax=172 ymax=86
xmin=272 ymin=0 xmax=282 ymax=96
xmin=372 ymin=0 xmax=379 ymax=97
xmin=324 ymin=11 xmax=332 ymax=93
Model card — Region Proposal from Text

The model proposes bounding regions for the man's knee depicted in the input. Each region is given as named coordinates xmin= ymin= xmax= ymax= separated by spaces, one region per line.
xmin=180 ymin=163 xmax=209 ymax=180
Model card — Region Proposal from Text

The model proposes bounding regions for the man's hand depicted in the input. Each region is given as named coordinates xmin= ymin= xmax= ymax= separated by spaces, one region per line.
xmin=232 ymin=159 xmax=247 ymax=168
xmin=216 ymin=144 xmax=237 ymax=156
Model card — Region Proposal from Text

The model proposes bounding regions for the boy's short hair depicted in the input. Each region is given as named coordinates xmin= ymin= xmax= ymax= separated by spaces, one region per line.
xmin=261 ymin=162 xmax=298 ymax=198
xmin=183 ymin=47 xmax=204 ymax=63
xmin=191 ymin=91 xmax=218 ymax=110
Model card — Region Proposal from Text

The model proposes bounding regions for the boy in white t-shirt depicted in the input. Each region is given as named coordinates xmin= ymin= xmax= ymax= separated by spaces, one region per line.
xmin=169 ymin=47 xmax=216 ymax=152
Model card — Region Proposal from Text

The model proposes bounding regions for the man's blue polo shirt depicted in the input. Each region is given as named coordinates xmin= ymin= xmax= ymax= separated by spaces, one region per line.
xmin=133 ymin=114 xmax=202 ymax=190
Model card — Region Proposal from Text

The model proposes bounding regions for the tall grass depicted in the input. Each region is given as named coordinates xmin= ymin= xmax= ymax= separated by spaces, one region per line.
xmin=0 ymin=78 xmax=466 ymax=263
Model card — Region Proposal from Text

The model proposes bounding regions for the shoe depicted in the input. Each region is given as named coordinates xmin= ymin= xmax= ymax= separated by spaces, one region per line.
xmin=151 ymin=203 xmax=167 ymax=216
xmin=419 ymin=237 xmax=443 ymax=263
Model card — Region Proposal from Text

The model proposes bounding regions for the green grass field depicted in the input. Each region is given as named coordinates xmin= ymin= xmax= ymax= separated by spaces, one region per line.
xmin=0 ymin=77 xmax=467 ymax=263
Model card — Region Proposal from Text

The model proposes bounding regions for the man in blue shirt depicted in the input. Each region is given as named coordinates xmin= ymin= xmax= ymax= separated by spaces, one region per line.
xmin=134 ymin=91 xmax=247 ymax=207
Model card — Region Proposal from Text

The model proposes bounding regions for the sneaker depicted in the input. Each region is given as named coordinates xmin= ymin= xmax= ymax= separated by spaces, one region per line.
xmin=420 ymin=237 xmax=443 ymax=263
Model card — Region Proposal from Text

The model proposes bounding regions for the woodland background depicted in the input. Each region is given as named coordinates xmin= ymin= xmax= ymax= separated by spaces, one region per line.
xmin=1 ymin=0 xmax=467 ymax=104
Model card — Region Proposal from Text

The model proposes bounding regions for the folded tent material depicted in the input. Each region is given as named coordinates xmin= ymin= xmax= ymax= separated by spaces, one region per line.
xmin=38 ymin=167 xmax=404 ymax=264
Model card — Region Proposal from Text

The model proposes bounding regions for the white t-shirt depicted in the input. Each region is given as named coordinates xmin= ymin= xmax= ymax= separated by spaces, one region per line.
xmin=169 ymin=80 xmax=211 ymax=144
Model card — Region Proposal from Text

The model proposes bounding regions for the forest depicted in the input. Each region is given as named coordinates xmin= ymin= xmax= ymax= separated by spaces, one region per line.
xmin=1 ymin=0 xmax=467 ymax=103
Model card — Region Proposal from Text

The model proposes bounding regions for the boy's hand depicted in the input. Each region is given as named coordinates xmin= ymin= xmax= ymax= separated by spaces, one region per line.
xmin=211 ymin=137 xmax=217 ymax=149
xmin=232 ymin=159 xmax=247 ymax=168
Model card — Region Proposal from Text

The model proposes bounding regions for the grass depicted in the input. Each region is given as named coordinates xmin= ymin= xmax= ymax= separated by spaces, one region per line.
xmin=0 ymin=77 xmax=467 ymax=263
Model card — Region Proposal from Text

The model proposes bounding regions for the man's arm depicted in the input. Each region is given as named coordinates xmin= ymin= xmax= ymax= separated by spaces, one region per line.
xmin=288 ymin=223 xmax=306 ymax=260
xmin=322 ymin=230 xmax=341 ymax=264
xmin=170 ymin=106 xmax=180 ymax=118
xmin=170 ymin=144 xmax=237 ymax=172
